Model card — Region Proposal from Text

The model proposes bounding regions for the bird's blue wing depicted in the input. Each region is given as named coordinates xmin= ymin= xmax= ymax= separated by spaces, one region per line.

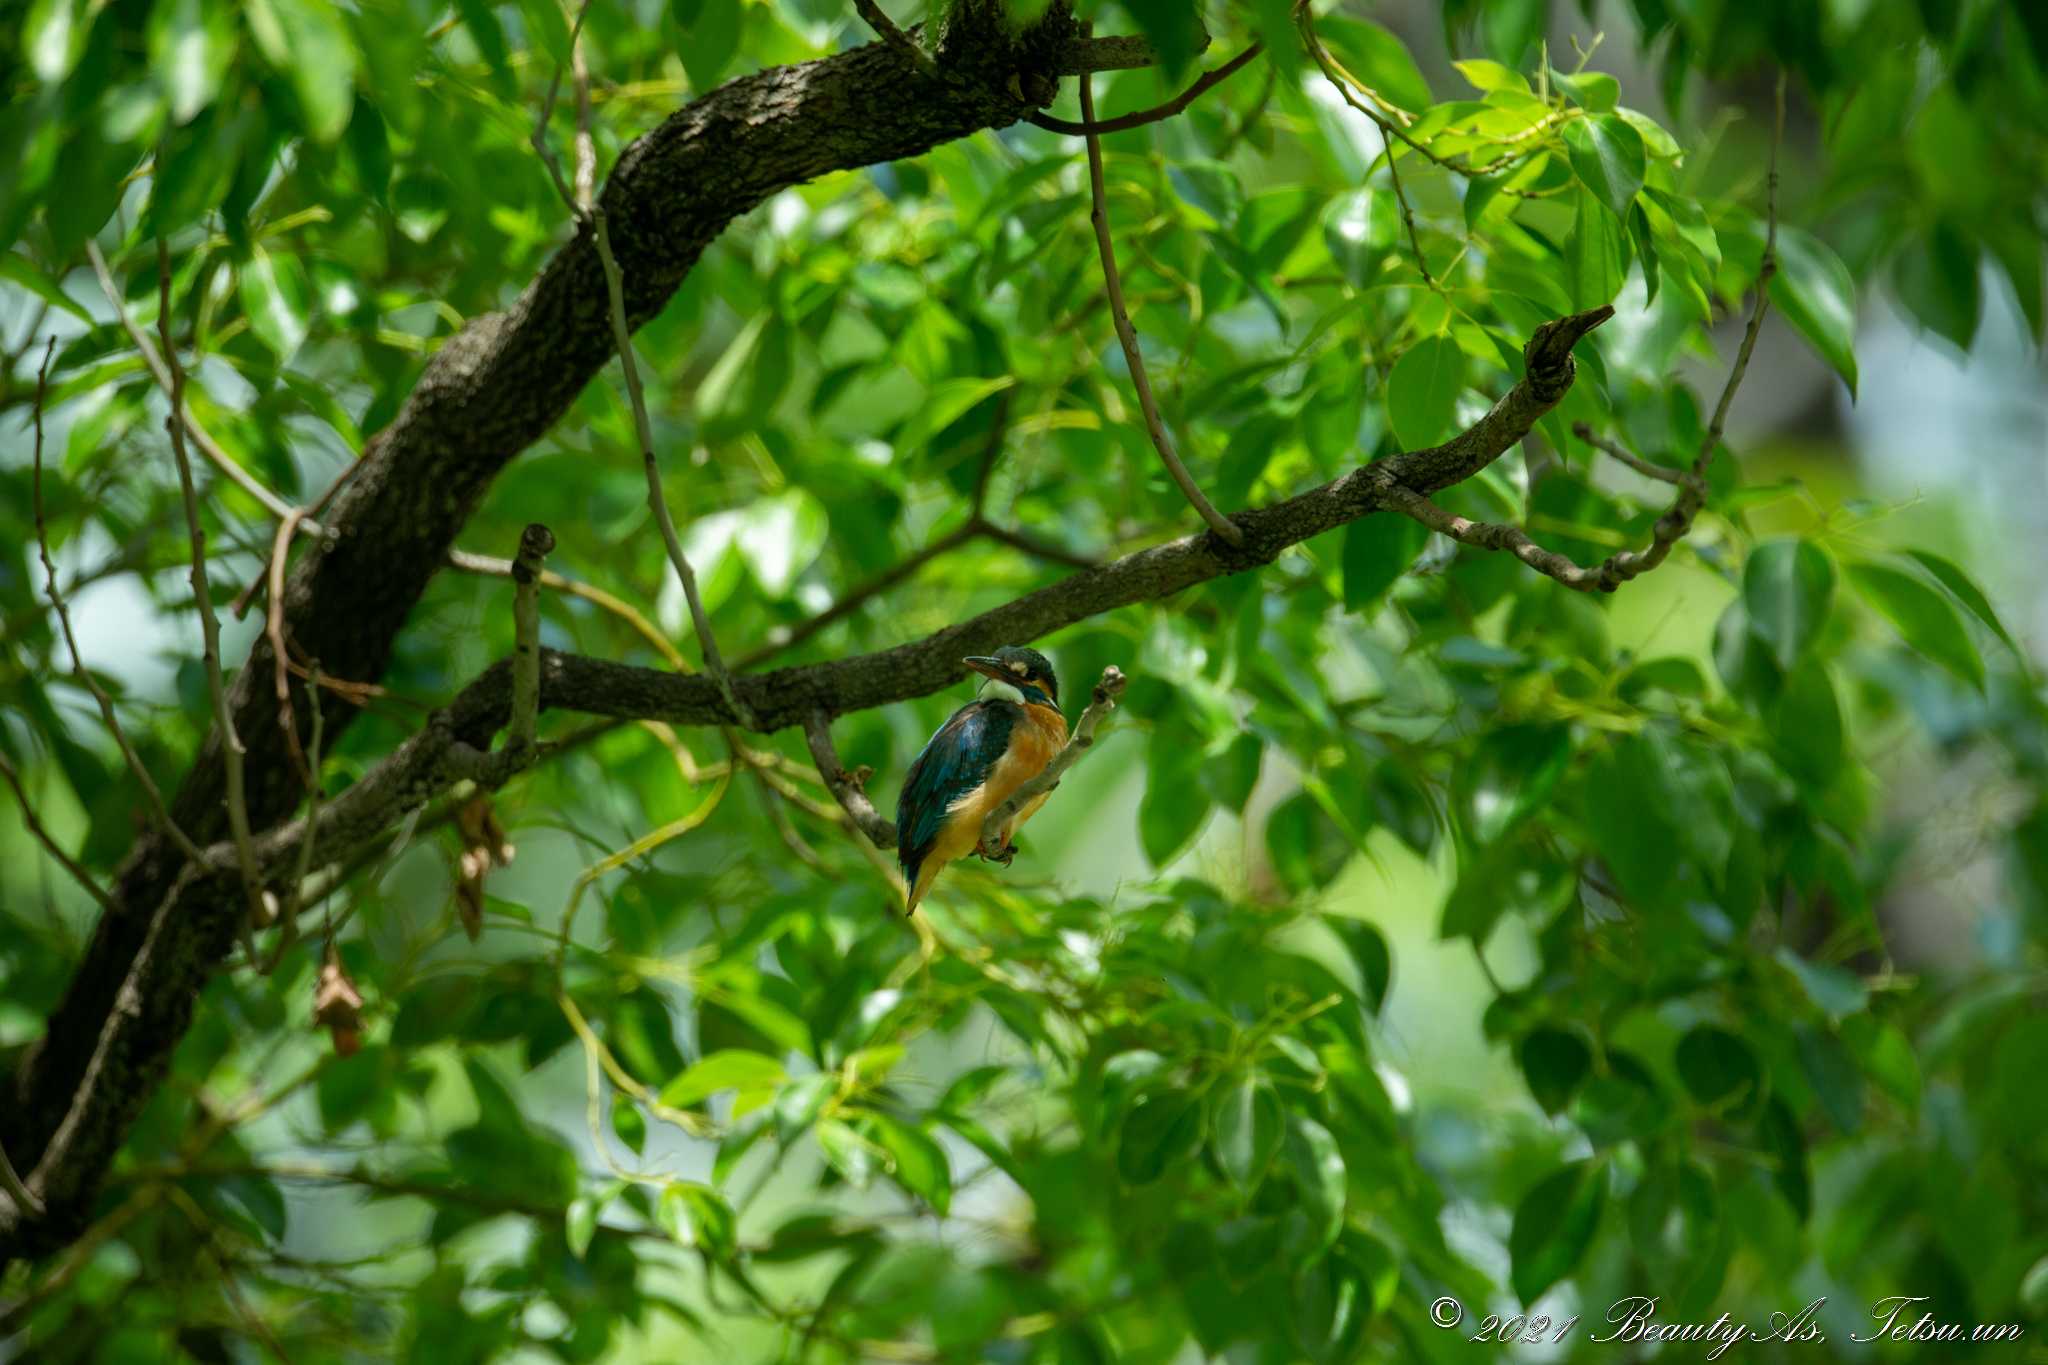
xmin=896 ymin=700 xmax=1018 ymax=881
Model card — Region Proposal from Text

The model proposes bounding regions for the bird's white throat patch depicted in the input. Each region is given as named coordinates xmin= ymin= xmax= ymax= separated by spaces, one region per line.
xmin=978 ymin=679 xmax=1027 ymax=705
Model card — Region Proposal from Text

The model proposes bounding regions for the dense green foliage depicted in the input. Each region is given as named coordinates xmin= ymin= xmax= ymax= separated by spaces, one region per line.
xmin=4 ymin=0 xmax=2047 ymax=1361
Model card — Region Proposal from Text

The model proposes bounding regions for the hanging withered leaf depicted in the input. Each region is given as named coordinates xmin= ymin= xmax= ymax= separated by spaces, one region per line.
xmin=313 ymin=943 xmax=365 ymax=1057
xmin=453 ymin=794 xmax=516 ymax=941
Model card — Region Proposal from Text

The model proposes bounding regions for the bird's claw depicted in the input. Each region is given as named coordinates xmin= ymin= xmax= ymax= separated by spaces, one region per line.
xmin=977 ymin=838 xmax=1018 ymax=867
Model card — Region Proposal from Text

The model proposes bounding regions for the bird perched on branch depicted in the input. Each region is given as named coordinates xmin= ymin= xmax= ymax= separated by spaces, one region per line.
xmin=896 ymin=646 xmax=1067 ymax=914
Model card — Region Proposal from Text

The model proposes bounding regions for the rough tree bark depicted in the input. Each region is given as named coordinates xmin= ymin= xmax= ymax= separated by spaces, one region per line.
xmin=0 ymin=3 xmax=1109 ymax=1260
xmin=0 ymin=6 xmax=1608 ymax=1263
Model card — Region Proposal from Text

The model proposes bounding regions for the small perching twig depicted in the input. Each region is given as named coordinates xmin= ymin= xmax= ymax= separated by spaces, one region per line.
xmin=1078 ymin=71 xmax=1244 ymax=547
xmin=1572 ymin=421 xmax=1691 ymax=486
xmin=1029 ymin=42 xmax=1264 ymax=136
xmin=1370 ymin=73 xmax=1788 ymax=597
xmin=158 ymin=239 xmax=268 ymax=930
xmin=0 ymin=1134 xmax=45 ymax=1220
xmin=803 ymin=712 xmax=899 ymax=849
xmin=30 ymin=335 xmax=209 ymax=869
xmin=977 ymin=665 xmax=1126 ymax=854
xmin=0 ymin=752 xmax=113 ymax=914
xmin=529 ymin=0 xmax=596 ymax=214
xmin=1376 ymin=114 xmax=1435 ymax=289
xmin=265 ymin=507 xmax=313 ymax=790
xmin=83 ymin=241 xmax=311 ymax=529
xmin=507 ymin=523 xmax=556 ymax=756
xmin=450 ymin=524 xmax=556 ymax=783
xmin=257 ymin=664 xmax=328 ymax=975
xmin=853 ymin=0 xmax=937 ymax=76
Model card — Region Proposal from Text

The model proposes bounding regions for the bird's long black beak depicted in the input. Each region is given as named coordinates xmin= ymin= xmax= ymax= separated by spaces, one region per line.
xmin=963 ymin=656 xmax=1009 ymax=684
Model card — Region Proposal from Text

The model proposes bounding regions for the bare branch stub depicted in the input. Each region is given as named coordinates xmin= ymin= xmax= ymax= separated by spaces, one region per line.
xmin=804 ymin=712 xmax=899 ymax=850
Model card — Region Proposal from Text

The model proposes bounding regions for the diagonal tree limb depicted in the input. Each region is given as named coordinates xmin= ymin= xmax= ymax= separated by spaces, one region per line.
xmin=1078 ymin=68 xmax=1244 ymax=546
xmin=0 ymin=18 xmax=1569 ymax=1262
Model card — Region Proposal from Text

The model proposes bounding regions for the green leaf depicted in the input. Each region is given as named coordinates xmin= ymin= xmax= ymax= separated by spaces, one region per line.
xmin=265 ymin=0 xmax=358 ymax=142
xmin=676 ymin=0 xmax=741 ymax=91
xmin=1141 ymin=735 xmax=1211 ymax=867
xmin=1509 ymin=1160 xmax=1608 ymax=1303
xmin=1743 ymin=539 xmax=1835 ymax=670
xmin=1283 ymin=1117 xmax=1346 ymax=1253
xmin=1120 ymin=0 xmax=1203 ymax=80
xmin=734 ymin=488 xmax=828 ymax=598
xmin=149 ymin=0 xmax=237 ymax=125
xmin=1768 ymin=225 xmax=1859 ymax=396
xmin=659 ymin=1182 xmax=737 ymax=1255
xmin=1550 ymin=69 xmax=1619 ymax=111
xmin=1452 ymin=58 xmax=1527 ymax=93
xmin=1518 ymin=1028 xmax=1591 ymax=1115
xmin=1793 ymin=1023 xmax=1864 ymax=1135
xmin=1457 ymin=723 xmax=1571 ymax=844
xmin=893 ymin=376 xmax=1013 ymax=461
xmin=1330 ymin=918 xmax=1391 ymax=1014
xmin=1342 ymin=514 xmax=1425 ymax=611
xmin=565 ymin=1194 xmax=598 ymax=1259
xmin=1903 ymin=550 xmax=2017 ymax=654
xmin=1566 ymin=186 xmax=1628 ymax=309
xmin=1212 ymin=1078 xmax=1285 ymax=1190
xmin=1316 ymin=18 xmax=1432 ymax=113
xmin=1266 ymin=791 xmax=1350 ymax=892
xmin=816 ymin=1118 xmax=881 ymax=1189
xmin=1322 ymin=189 xmax=1399 ymax=289
xmin=1845 ymin=559 xmax=1984 ymax=691
xmin=1769 ymin=659 xmax=1843 ymax=790
xmin=1674 ymin=1025 xmax=1762 ymax=1115
xmin=516 ymin=0 xmax=571 ymax=65
xmin=1201 ymin=734 xmax=1263 ymax=813
xmin=659 ymin=1049 xmax=787 ymax=1108
xmin=1775 ymin=947 xmax=1867 ymax=1019
xmin=862 ymin=1113 xmax=952 ymax=1214
xmin=1117 ymin=1091 xmax=1204 ymax=1186
xmin=26 ymin=0 xmax=88 ymax=83
xmin=1385 ymin=334 xmax=1464 ymax=450
xmin=1562 ymin=113 xmax=1646 ymax=219
xmin=1 ymin=251 xmax=93 ymax=324
xmin=239 ymin=247 xmax=312 ymax=361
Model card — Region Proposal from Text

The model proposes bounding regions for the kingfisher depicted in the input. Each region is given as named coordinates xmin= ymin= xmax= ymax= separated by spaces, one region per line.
xmin=896 ymin=646 xmax=1068 ymax=914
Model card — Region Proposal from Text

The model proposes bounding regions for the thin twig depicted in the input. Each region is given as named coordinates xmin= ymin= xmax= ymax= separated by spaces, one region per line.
xmin=448 ymin=548 xmax=687 ymax=671
xmin=1029 ymin=42 xmax=1264 ymax=136
xmin=84 ymin=241 xmax=313 ymax=528
xmin=1079 ymin=72 xmax=1243 ymax=546
xmin=853 ymin=0 xmax=937 ymax=76
xmin=507 ymin=523 xmax=556 ymax=755
xmin=159 ymin=237 xmax=267 ymax=930
xmin=0 ymin=752 xmax=111 ymax=914
xmin=0 ymin=1126 xmax=44 ymax=1218
xmin=803 ymin=712 xmax=899 ymax=848
xmin=977 ymin=666 xmax=1126 ymax=853
xmin=30 ymin=334 xmax=208 ymax=868
xmin=260 ymin=665 xmax=326 ymax=974
xmin=593 ymin=212 xmax=758 ymax=727
xmin=1376 ymin=115 xmax=1435 ymax=288
xmin=266 ymin=507 xmax=313 ymax=789
xmin=530 ymin=0 xmax=596 ymax=214
xmin=1572 ymin=422 xmax=1688 ymax=485
xmin=1371 ymin=75 xmax=1787 ymax=596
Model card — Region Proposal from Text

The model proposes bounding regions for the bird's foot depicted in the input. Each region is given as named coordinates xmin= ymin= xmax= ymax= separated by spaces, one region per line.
xmin=977 ymin=838 xmax=1018 ymax=867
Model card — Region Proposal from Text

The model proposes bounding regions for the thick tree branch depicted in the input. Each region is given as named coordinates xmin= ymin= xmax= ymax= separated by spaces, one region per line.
xmin=0 ymin=18 xmax=1583 ymax=1264
xmin=4 ymin=13 xmax=1117 ymax=1261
